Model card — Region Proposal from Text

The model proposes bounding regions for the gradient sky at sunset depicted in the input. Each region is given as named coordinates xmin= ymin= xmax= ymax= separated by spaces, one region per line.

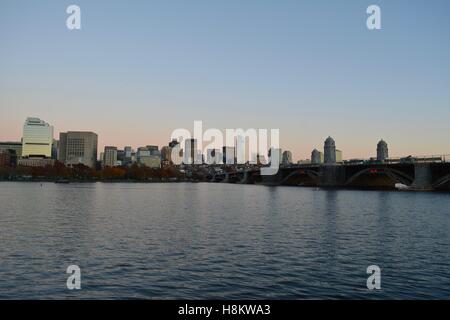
xmin=1 ymin=0 xmax=450 ymax=160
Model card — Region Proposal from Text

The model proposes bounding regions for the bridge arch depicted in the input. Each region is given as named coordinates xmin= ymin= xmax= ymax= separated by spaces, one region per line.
xmin=432 ymin=174 xmax=450 ymax=189
xmin=345 ymin=167 xmax=414 ymax=186
xmin=281 ymin=169 xmax=320 ymax=185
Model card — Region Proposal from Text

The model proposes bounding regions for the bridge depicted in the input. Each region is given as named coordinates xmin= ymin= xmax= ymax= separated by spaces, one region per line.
xmin=208 ymin=161 xmax=450 ymax=191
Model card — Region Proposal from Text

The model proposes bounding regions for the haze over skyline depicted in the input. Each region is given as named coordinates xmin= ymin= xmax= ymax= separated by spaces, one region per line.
xmin=1 ymin=0 xmax=450 ymax=160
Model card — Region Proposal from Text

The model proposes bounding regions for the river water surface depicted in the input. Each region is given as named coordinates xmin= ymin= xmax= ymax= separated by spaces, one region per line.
xmin=0 ymin=182 xmax=449 ymax=299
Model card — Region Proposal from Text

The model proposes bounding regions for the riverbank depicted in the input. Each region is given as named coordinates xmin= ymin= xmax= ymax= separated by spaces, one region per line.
xmin=1 ymin=178 xmax=449 ymax=193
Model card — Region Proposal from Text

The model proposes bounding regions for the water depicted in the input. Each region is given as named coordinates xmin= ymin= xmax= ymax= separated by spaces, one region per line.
xmin=0 ymin=182 xmax=449 ymax=299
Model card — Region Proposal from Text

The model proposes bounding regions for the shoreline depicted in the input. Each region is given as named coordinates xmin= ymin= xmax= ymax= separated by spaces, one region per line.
xmin=1 ymin=179 xmax=449 ymax=193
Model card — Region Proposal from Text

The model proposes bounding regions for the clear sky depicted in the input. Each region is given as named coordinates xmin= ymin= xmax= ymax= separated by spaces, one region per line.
xmin=1 ymin=0 xmax=449 ymax=160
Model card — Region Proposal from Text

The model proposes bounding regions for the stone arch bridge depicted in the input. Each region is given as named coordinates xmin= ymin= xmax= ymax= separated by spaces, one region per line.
xmin=212 ymin=163 xmax=450 ymax=191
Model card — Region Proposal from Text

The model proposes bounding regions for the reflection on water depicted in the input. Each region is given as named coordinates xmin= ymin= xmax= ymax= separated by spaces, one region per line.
xmin=0 ymin=182 xmax=449 ymax=299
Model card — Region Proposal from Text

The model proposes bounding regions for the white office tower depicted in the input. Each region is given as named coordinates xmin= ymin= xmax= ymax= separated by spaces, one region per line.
xmin=22 ymin=117 xmax=54 ymax=158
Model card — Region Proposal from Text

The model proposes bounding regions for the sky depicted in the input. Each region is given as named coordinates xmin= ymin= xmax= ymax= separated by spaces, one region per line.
xmin=1 ymin=0 xmax=450 ymax=160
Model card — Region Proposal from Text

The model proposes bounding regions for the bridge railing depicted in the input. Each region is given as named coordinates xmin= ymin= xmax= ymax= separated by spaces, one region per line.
xmin=385 ymin=155 xmax=449 ymax=164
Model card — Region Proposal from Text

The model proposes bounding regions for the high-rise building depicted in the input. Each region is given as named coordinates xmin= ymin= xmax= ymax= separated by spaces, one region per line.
xmin=117 ymin=149 xmax=125 ymax=165
xmin=51 ymin=140 xmax=59 ymax=160
xmin=235 ymin=135 xmax=246 ymax=164
xmin=123 ymin=146 xmax=133 ymax=165
xmin=324 ymin=136 xmax=336 ymax=164
xmin=22 ymin=117 xmax=54 ymax=158
xmin=137 ymin=147 xmax=150 ymax=162
xmin=160 ymin=146 xmax=172 ymax=167
xmin=161 ymin=146 xmax=172 ymax=162
xmin=169 ymin=139 xmax=179 ymax=148
xmin=137 ymin=147 xmax=160 ymax=168
xmin=206 ymin=149 xmax=222 ymax=164
xmin=311 ymin=149 xmax=324 ymax=164
xmin=103 ymin=146 xmax=118 ymax=167
xmin=146 ymin=145 xmax=159 ymax=156
xmin=268 ymin=147 xmax=282 ymax=165
xmin=222 ymin=146 xmax=235 ymax=165
xmin=377 ymin=139 xmax=389 ymax=161
xmin=184 ymin=139 xmax=198 ymax=164
xmin=58 ymin=132 xmax=98 ymax=168
xmin=336 ymin=150 xmax=343 ymax=163
xmin=282 ymin=151 xmax=293 ymax=165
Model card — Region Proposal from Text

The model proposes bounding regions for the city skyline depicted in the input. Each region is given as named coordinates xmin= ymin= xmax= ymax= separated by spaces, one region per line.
xmin=1 ymin=0 xmax=450 ymax=160
xmin=1 ymin=116 xmax=449 ymax=163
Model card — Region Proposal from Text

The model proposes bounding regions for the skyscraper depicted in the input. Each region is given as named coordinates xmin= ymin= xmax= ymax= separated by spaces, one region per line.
xmin=324 ymin=136 xmax=336 ymax=164
xmin=22 ymin=117 xmax=54 ymax=158
xmin=268 ymin=147 xmax=282 ymax=165
xmin=184 ymin=139 xmax=198 ymax=164
xmin=103 ymin=146 xmax=118 ymax=167
xmin=58 ymin=132 xmax=98 ymax=168
xmin=137 ymin=147 xmax=160 ymax=168
xmin=377 ymin=139 xmax=389 ymax=161
xmin=336 ymin=150 xmax=343 ymax=163
xmin=168 ymin=139 xmax=179 ymax=148
xmin=146 ymin=145 xmax=159 ymax=155
xmin=282 ymin=151 xmax=293 ymax=165
xmin=222 ymin=146 xmax=235 ymax=165
xmin=206 ymin=148 xmax=222 ymax=164
xmin=124 ymin=146 xmax=133 ymax=165
xmin=311 ymin=149 xmax=323 ymax=164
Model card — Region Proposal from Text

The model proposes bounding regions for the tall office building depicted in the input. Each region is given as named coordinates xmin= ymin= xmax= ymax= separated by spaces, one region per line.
xmin=311 ymin=149 xmax=324 ymax=164
xmin=206 ymin=149 xmax=222 ymax=164
xmin=22 ymin=117 xmax=53 ymax=158
xmin=58 ymin=132 xmax=98 ymax=168
xmin=146 ymin=145 xmax=159 ymax=155
xmin=137 ymin=147 xmax=150 ymax=163
xmin=184 ymin=139 xmax=198 ymax=164
xmin=117 ymin=149 xmax=125 ymax=165
xmin=161 ymin=146 xmax=172 ymax=162
xmin=51 ymin=140 xmax=59 ymax=159
xmin=137 ymin=147 xmax=160 ymax=168
xmin=268 ymin=147 xmax=282 ymax=166
xmin=103 ymin=146 xmax=118 ymax=167
xmin=123 ymin=146 xmax=133 ymax=165
xmin=336 ymin=150 xmax=343 ymax=163
xmin=235 ymin=135 xmax=246 ymax=164
xmin=169 ymin=139 xmax=179 ymax=148
xmin=222 ymin=146 xmax=235 ymax=165
xmin=324 ymin=136 xmax=336 ymax=164
xmin=377 ymin=139 xmax=389 ymax=161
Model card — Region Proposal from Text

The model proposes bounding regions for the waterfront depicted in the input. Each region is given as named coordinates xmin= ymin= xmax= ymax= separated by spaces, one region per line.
xmin=0 ymin=182 xmax=449 ymax=299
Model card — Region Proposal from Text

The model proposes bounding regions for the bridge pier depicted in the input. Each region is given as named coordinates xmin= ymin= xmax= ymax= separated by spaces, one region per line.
xmin=260 ymin=170 xmax=283 ymax=185
xmin=411 ymin=164 xmax=433 ymax=190
xmin=247 ymin=162 xmax=450 ymax=191
xmin=319 ymin=165 xmax=346 ymax=187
